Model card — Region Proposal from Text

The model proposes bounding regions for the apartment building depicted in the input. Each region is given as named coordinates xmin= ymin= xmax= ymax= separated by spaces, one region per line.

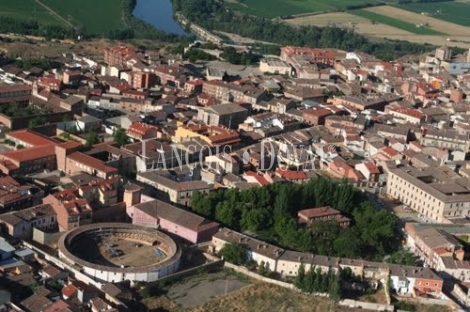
xmin=0 ymin=176 xmax=42 ymax=212
xmin=385 ymin=162 xmax=470 ymax=223
xmin=389 ymin=264 xmax=443 ymax=296
xmin=280 ymin=46 xmax=336 ymax=66
xmin=0 ymin=204 xmax=57 ymax=239
xmin=211 ymin=227 xmax=442 ymax=297
xmin=331 ymin=94 xmax=401 ymax=111
xmin=6 ymin=129 xmax=57 ymax=148
xmin=421 ymin=128 xmax=469 ymax=152
xmin=104 ymin=46 xmax=136 ymax=67
xmin=202 ymin=80 xmax=265 ymax=104
xmin=405 ymin=223 xmax=464 ymax=269
xmin=128 ymin=197 xmax=219 ymax=244
xmin=197 ymin=104 xmax=249 ymax=129
xmin=136 ymin=171 xmax=212 ymax=207
xmin=131 ymin=71 xmax=157 ymax=89
xmin=65 ymin=152 xmax=118 ymax=179
xmin=212 ymin=228 xmax=284 ymax=272
xmin=152 ymin=65 xmax=186 ymax=88
xmin=388 ymin=107 xmax=425 ymax=125
xmin=43 ymin=192 xmax=93 ymax=231
xmin=0 ymin=83 xmax=32 ymax=105
xmin=127 ymin=122 xmax=160 ymax=141
xmin=0 ymin=146 xmax=57 ymax=175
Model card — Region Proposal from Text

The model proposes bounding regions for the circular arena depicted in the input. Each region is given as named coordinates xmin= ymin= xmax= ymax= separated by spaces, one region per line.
xmin=58 ymin=223 xmax=181 ymax=283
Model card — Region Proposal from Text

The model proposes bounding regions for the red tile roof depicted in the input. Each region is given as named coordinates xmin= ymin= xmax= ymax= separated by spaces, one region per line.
xmin=38 ymin=77 xmax=61 ymax=87
xmin=363 ymin=162 xmax=380 ymax=174
xmin=390 ymin=107 xmax=424 ymax=119
xmin=128 ymin=122 xmax=155 ymax=136
xmin=298 ymin=206 xmax=341 ymax=219
xmin=7 ymin=129 xmax=56 ymax=147
xmin=244 ymin=171 xmax=270 ymax=186
xmin=304 ymin=108 xmax=331 ymax=117
xmin=67 ymin=152 xmax=117 ymax=173
xmin=275 ymin=169 xmax=307 ymax=180
xmin=1 ymin=145 xmax=55 ymax=163
xmin=381 ymin=146 xmax=399 ymax=158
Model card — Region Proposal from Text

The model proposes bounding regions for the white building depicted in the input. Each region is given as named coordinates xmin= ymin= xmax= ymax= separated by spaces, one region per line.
xmin=259 ymin=58 xmax=291 ymax=76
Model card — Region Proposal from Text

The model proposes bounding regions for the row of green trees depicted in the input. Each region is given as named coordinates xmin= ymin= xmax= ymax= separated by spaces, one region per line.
xmin=220 ymin=47 xmax=261 ymax=65
xmin=192 ymin=177 xmax=400 ymax=260
xmin=295 ymin=264 xmax=341 ymax=300
xmin=0 ymin=16 xmax=76 ymax=40
xmin=173 ymin=0 xmax=438 ymax=60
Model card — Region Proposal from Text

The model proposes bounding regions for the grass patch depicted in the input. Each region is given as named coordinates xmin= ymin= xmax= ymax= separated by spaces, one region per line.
xmin=0 ymin=0 xmax=63 ymax=26
xmin=350 ymin=9 xmax=445 ymax=35
xmin=41 ymin=0 xmax=125 ymax=34
xmin=397 ymin=2 xmax=470 ymax=27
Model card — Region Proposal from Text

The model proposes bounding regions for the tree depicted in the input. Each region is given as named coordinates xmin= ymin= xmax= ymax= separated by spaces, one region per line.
xmin=218 ymin=243 xmax=246 ymax=265
xmin=113 ymin=128 xmax=129 ymax=147
xmin=294 ymin=263 xmax=306 ymax=289
xmin=85 ymin=128 xmax=99 ymax=147
xmin=329 ymin=273 xmax=341 ymax=301
xmin=215 ymin=201 xmax=237 ymax=228
xmin=258 ymin=260 xmax=267 ymax=276
xmin=387 ymin=250 xmax=416 ymax=266
xmin=28 ymin=116 xmax=46 ymax=128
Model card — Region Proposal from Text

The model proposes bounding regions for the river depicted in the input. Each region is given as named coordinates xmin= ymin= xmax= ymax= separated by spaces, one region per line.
xmin=133 ymin=0 xmax=189 ymax=36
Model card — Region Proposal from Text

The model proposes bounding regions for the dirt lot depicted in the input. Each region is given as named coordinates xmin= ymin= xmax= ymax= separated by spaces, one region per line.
xmin=140 ymin=270 xmax=452 ymax=312
xmin=74 ymin=235 xmax=166 ymax=268
xmin=168 ymin=277 xmax=250 ymax=309
xmin=366 ymin=6 xmax=470 ymax=35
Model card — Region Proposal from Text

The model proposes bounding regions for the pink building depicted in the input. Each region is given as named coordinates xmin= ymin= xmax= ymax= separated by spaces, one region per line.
xmin=127 ymin=195 xmax=219 ymax=244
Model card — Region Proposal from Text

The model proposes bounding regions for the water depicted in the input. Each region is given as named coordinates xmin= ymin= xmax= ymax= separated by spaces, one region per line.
xmin=133 ymin=0 xmax=189 ymax=36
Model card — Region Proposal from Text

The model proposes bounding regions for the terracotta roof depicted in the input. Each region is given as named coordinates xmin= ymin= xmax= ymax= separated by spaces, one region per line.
xmin=298 ymin=206 xmax=341 ymax=219
xmin=7 ymin=129 xmax=56 ymax=147
xmin=390 ymin=107 xmax=424 ymax=119
xmin=275 ymin=169 xmax=307 ymax=180
xmin=363 ymin=162 xmax=380 ymax=174
xmin=134 ymin=199 xmax=219 ymax=232
xmin=127 ymin=122 xmax=156 ymax=136
xmin=61 ymin=284 xmax=77 ymax=298
xmin=381 ymin=146 xmax=399 ymax=158
xmin=67 ymin=152 xmax=117 ymax=173
xmin=303 ymin=108 xmax=331 ymax=117
xmin=1 ymin=145 xmax=55 ymax=163
xmin=0 ymin=83 xmax=32 ymax=93
xmin=244 ymin=171 xmax=270 ymax=186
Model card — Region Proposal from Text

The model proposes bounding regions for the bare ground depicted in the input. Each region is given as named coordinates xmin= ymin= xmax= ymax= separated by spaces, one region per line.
xmin=0 ymin=37 xmax=168 ymax=60
xmin=366 ymin=6 xmax=470 ymax=35
xmin=285 ymin=11 xmax=470 ymax=49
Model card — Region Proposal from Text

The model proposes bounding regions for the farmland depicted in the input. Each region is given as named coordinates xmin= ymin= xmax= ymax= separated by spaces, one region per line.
xmin=0 ymin=0 xmax=63 ymax=26
xmin=350 ymin=9 xmax=445 ymax=35
xmin=225 ymin=0 xmax=389 ymax=18
xmin=397 ymin=1 xmax=470 ymax=27
xmin=41 ymin=0 xmax=125 ymax=34
xmin=0 ymin=0 xmax=125 ymax=35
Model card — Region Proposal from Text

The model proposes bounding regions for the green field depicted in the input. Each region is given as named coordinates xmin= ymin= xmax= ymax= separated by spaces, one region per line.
xmin=225 ymin=0 xmax=387 ymax=18
xmin=350 ymin=9 xmax=446 ymax=35
xmin=0 ymin=0 xmax=63 ymax=25
xmin=42 ymin=0 xmax=125 ymax=34
xmin=397 ymin=1 xmax=470 ymax=27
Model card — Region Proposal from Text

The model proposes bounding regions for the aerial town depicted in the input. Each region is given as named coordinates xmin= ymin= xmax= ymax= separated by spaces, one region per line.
xmin=0 ymin=41 xmax=469 ymax=312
